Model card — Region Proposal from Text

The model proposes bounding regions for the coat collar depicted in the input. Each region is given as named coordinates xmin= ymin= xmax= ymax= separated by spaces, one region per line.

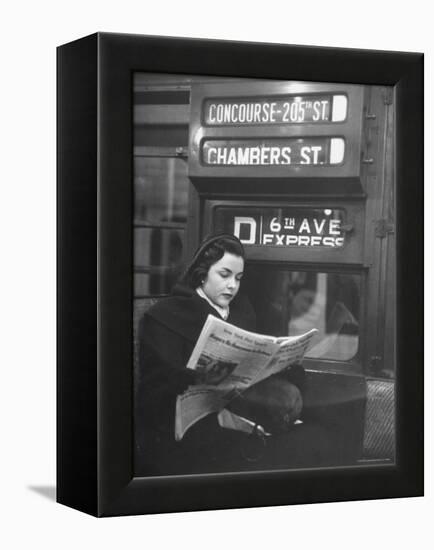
xmin=145 ymin=284 xmax=256 ymax=343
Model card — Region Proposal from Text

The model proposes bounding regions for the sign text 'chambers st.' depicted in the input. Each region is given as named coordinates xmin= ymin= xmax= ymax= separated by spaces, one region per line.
xmin=214 ymin=208 xmax=348 ymax=248
xmin=201 ymin=138 xmax=345 ymax=166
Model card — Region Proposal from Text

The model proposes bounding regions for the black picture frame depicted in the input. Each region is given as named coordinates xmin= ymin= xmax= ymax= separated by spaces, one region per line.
xmin=57 ymin=32 xmax=423 ymax=517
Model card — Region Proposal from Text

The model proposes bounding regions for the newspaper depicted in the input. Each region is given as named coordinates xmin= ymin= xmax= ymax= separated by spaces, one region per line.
xmin=175 ymin=314 xmax=317 ymax=441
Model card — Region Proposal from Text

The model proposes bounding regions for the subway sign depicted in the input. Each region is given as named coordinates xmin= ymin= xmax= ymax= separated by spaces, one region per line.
xmin=202 ymin=138 xmax=345 ymax=166
xmin=203 ymin=94 xmax=347 ymax=126
xmin=188 ymin=82 xmax=364 ymax=180
xmin=214 ymin=207 xmax=348 ymax=248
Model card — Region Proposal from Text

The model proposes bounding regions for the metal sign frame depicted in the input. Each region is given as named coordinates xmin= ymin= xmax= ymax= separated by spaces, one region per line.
xmin=189 ymin=81 xmax=364 ymax=180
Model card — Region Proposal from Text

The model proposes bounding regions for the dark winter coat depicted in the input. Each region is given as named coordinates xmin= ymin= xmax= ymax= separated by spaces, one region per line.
xmin=135 ymin=284 xmax=308 ymax=476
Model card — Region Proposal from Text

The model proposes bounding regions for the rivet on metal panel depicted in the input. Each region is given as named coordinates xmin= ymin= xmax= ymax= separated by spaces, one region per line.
xmin=375 ymin=219 xmax=394 ymax=239
xmin=175 ymin=146 xmax=188 ymax=158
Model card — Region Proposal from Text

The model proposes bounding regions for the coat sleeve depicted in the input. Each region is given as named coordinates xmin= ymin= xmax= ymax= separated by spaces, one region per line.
xmin=138 ymin=314 xmax=198 ymax=392
xmin=136 ymin=314 xmax=198 ymax=440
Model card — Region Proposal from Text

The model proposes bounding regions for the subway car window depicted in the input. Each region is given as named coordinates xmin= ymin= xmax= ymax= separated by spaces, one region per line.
xmin=243 ymin=267 xmax=361 ymax=362
xmin=134 ymin=157 xmax=189 ymax=225
xmin=134 ymin=227 xmax=185 ymax=296
xmin=133 ymin=158 xmax=188 ymax=297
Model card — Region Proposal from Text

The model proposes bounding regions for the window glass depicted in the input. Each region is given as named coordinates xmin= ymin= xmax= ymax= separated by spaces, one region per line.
xmin=134 ymin=157 xmax=189 ymax=225
xmin=134 ymin=227 xmax=184 ymax=267
xmin=134 ymin=228 xmax=185 ymax=296
xmin=133 ymin=157 xmax=189 ymax=297
xmin=243 ymin=266 xmax=360 ymax=361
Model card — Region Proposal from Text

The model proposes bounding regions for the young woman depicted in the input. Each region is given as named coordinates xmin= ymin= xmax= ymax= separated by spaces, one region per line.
xmin=135 ymin=234 xmax=320 ymax=476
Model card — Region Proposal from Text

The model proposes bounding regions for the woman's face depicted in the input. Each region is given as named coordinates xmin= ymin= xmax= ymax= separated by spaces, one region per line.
xmin=202 ymin=252 xmax=244 ymax=308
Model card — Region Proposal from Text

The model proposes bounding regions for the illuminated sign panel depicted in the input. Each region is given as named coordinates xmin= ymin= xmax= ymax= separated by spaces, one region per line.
xmin=188 ymin=83 xmax=363 ymax=180
xmin=202 ymin=138 xmax=345 ymax=166
xmin=214 ymin=207 xmax=348 ymax=248
xmin=203 ymin=95 xmax=347 ymax=126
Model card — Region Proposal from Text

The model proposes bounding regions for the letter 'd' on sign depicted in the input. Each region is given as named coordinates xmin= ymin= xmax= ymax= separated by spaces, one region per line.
xmin=234 ymin=217 xmax=257 ymax=244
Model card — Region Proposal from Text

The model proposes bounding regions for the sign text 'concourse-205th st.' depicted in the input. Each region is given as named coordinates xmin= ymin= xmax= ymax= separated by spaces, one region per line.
xmin=203 ymin=95 xmax=348 ymax=125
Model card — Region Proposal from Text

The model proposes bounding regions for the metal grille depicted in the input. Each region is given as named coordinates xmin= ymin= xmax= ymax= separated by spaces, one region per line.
xmin=363 ymin=379 xmax=395 ymax=459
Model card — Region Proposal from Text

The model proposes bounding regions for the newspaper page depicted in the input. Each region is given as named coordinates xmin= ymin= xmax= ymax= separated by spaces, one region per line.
xmin=175 ymin=315 xmax=317 ymax=441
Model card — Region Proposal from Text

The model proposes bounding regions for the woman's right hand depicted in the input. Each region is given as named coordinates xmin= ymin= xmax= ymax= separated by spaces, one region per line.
xmin=227 ymin=374 xmax=303 ymax=434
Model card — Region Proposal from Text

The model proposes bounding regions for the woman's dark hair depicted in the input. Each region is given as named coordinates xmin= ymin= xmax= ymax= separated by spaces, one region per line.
xmin=181 ymin=234 xmax=245 ymax=289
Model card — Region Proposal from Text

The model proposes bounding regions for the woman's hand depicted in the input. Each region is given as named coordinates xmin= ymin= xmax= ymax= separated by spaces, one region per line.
xmin=227 ymin=374 xmax=303 ymax=434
